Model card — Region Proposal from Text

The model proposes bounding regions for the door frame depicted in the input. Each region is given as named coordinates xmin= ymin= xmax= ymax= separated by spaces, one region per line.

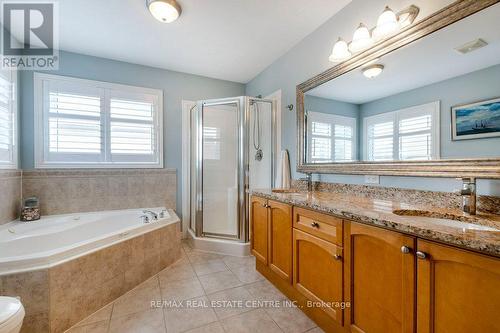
xmin=181 ymin=100 xmax=196 ymax=238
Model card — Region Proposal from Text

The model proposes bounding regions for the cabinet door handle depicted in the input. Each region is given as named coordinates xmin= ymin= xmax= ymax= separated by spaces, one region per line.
xmin=416 ymin=251 xmax=427 ymax=260
xmin=401 ymin=246 xmax=411 ymax=254
xmin=333 ymin=254 xmax=342 ymax=260
xmin=310 ymin=222 xmax=320 ymax=228
xmin=262 ymin=203 xmax=270 ymax=208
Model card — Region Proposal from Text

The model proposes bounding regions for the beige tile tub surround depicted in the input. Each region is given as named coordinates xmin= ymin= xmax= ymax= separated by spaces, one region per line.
xmin=0 ymin=170 xmax=22 ymax=224
xmin=0 ymin=221 xmax=181 ymax=333
xmin=21 ymin=169 xmax=177 ymax=216
xmin=65 ymin=242 xmax=319 ymax=333
xmin=293 ymin=179 xmax=500 ymax=215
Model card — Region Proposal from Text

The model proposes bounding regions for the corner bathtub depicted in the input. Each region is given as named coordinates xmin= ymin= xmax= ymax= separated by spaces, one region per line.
xmin=0 ymin=207 xmax=180 ymax=275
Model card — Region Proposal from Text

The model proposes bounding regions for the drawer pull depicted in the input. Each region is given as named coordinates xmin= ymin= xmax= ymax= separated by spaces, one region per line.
xmin=333 ymin=254 xmax=342 ymax=260
xmin=310 ymin=222 xmax=320 ymax=228
xmin=416 ymin=251 xmax=427 ymax=260
xmin=401 ymin=246 xmax=411 ymax=254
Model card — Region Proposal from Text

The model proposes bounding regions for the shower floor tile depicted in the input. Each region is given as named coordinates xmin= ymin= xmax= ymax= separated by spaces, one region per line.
xmin=66 ymin=244 xmax=321 ymax=333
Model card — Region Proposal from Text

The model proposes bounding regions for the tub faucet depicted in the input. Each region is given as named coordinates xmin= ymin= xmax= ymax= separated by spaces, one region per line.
xmin=456 ymin=178 xmax=476 ymax=215
xmin=142 ymin=210 xmax=158 ymax=221
xmin=299 ymin=173 xmax=313 ymax=192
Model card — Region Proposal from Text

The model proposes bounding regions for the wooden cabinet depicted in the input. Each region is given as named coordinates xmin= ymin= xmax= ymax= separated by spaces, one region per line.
xmin=345 ymin=221 xmax=416 ymax=333
xmin=250 ymin=196 xmax=268 ymax=264
xmin=252 ymin=195 xmax=500 ymax=333
xmin=250 ymin=196 xmax=292 ymax=283
xmin=293 ymin=228 xmax=343 ymax=325
xmin=268 ymin=200 xmax=293 ymax=282
xmin=416 ymin=239 xmax=500 ymax=333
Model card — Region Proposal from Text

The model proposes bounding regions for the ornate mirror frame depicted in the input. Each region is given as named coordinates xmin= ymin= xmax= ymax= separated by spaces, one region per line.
xmin=297 ymin=0 xmax=500 ymax=178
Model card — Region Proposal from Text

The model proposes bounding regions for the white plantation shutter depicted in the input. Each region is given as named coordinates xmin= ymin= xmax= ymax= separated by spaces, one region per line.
xmin=311 ymin=122 xmax=332 ymax=162
xmin=35 ymin=74 xmax=163 ymax=168
xmin=46 ymin=85 xmax=104 ymax=162
xmin=0 ymin=69 xmax=17 ymax=168
xmin=334 ymin=124 xmax=353 ymax=161
xmin=367 ymin=119 xmax=394 ymax=161
xmin=109 ymin=92 xmax=160 ymax=163
xmin=364 ymin=102 xmax=439 ymax=161
xmin=307 ymin=112 xmax=356 ymax=163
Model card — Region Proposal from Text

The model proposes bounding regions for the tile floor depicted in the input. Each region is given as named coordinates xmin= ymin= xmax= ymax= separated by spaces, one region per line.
xmin=65 ymin=241 xmax=323 ymax=333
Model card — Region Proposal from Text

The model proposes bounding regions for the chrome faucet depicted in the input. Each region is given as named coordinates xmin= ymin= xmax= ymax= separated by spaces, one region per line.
xmin=457 ymin=178 xmax=476 ymax=215
xmin=142 ymin=210 xmax=158 ymax=221
xmin=299 ymin=173 xmax=313 ymax=192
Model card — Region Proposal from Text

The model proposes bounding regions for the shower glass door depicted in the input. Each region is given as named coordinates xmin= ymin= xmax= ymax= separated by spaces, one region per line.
xmin=201 ymin=100 xmax=241 ymax=239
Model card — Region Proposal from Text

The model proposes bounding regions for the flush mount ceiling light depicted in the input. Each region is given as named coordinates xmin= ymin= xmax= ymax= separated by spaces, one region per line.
xmin=362 ymin=64 xmax=384 ymax=79
xmin=349 ymin=23 xmax=373 ymax=53
xmin=329 ymin=38 xmax=351 ymax=62
xmin=147 ymin=0 xmax=182 ymax=23
xmin=329 ymin=5 xmax=419 ymax=63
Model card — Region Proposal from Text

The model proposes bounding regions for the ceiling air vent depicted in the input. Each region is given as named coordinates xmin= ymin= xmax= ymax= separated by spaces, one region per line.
xmin=455 ymin=38 xmax=488 ymax=54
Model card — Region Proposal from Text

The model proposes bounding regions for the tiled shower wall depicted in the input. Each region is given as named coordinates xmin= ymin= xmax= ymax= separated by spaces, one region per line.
xmin=0 ymin=170 xmax=22 ymax=224
xmin=0 ymin=169 xmax=177 ymax=224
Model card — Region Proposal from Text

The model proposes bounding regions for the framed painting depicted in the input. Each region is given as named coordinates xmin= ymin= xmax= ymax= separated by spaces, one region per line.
xmin=451 ymin=97 xmax=500 ymax=140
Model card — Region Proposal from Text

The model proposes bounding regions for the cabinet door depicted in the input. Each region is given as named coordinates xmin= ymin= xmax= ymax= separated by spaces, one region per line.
xmin=268 ymin=200 xmax=292 ymax=282
xmin=250 ymin=196 xmax=268 ymax=264
xmin=293 ymin=228 xmax=343 ymax=325
xmin=345 ymin=222 xmax=415 ymax=333
xmin=417 ymin=240 xmax=500 ymax=333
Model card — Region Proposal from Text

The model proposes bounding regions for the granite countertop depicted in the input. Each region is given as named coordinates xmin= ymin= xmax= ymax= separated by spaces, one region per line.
xmin=251 ymin=189 xmax=500 ymax=258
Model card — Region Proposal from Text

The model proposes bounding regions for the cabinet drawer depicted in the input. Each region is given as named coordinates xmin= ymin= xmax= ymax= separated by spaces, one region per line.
xmin=293 ymin=207 xmax=343 ymax=246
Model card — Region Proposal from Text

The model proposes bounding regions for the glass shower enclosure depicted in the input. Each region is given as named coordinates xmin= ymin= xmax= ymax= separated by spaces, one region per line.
xmin=190 ymin=96 xmax=275 ymax=243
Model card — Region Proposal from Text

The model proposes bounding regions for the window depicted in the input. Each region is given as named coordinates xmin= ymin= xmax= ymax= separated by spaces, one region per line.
xmin=34 ymin=73 xmax=163 ymax=168
xmin=363 ymin=101 xmax=440 ymax=161
xmin=307 ymin=111 xmax=357 ymax=163
xmin=0 ymin=68 xmax=17 ymax=169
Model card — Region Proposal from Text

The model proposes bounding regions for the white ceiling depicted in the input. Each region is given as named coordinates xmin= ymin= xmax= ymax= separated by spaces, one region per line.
xmin=308 ymin=3 xmax=500 ymax=104
xmin=40 ymin=0 xmax=351 ymax=83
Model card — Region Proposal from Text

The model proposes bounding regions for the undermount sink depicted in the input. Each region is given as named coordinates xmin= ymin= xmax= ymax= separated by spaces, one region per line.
xmin=392 ymin=209 xmax=500 ymax=231
xmin=271 ymin=188 xmax=300 ymax=194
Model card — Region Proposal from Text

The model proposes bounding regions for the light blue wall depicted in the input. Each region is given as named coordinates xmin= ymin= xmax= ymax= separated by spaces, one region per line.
xmin=305 ymin=95 xmax=359 ymax=118
xmin=19 ymin=51 xmax=245 ymax=214
xmin=245 ymin=0 xmax=500 ymax=195
xmin=360 ymin=64 xmax=500 ymax=159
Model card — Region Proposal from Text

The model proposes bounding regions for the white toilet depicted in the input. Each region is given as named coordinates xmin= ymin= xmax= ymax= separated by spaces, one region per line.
xmin=0 ymin=297 xmax=25 ymax=333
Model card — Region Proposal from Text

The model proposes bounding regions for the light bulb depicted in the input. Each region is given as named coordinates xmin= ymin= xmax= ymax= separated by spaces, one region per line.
xmin=373 ymin=6 xmax=399 ymax=40
xmin=349 ymin=23 xmax=373 ymax=53
xmin=329 ymin=38 xmax=351 ymax=63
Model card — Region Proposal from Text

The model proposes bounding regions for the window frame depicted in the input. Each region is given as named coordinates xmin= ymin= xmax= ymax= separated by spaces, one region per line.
xmin=363 ymin=101 xmax=440 ymax=161
xmin=307 ymin=111 xmax=357 ymax=163
xmin=0 ymin=68 xmax=18 ymax=170
xmin=34 ymin=73 xmax=164 ymax=169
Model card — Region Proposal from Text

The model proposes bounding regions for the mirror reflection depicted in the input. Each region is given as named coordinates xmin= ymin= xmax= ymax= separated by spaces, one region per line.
xmin=304 ymin=4 xmax=500 ymax=164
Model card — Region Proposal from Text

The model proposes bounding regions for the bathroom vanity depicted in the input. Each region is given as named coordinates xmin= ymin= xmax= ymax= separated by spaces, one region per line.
xmin=250 ymin=190 xmax=500 ymax=333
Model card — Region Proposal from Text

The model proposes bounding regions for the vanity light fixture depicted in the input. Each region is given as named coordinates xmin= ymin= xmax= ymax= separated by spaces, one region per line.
xmin=329 ymin=38 xmax=351 ymax=62
xmin=329 ymin=5 xmax=419 ymax=63
xmin=349 ymin=23 xmax=373 ymax=53
xmin=362 ymin=64 xmax=384 ymax=79
xmin=147 ymin=0 xmax=182 ymax=23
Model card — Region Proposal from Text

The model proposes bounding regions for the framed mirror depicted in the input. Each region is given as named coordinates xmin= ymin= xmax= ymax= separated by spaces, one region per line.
xmin=297 ymin=0 xmax=500 ymax=178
